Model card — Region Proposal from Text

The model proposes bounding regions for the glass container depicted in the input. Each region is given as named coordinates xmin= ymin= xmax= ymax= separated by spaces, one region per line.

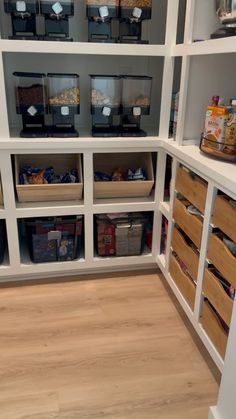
xmin=91 ymin=75 xmax=121 ymax=111
xmin=122 ymin=75 xmax=152 ymax=114
xmin=14 ymin=72 xmax=47 ymax=115
xmin=48 ymin=73 xmax=80 ymax=110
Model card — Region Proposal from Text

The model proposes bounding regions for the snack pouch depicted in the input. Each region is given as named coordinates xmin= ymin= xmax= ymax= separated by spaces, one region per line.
xmin=204 ymin=105 xmax=228 ymax=150
xmin=225 ymin=107 xmax=236 ymax=155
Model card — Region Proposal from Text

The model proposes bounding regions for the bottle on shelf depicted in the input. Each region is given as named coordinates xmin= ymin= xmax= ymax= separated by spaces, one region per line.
xmin=48 ymin=73 xmax=80 ymax=137
xmin=90 ymin=75 xmax=122 ymax=137
xmin=40 ymin=0 xmax=74 ymax=41
xmin=86 ymin=0 xmax=119 ymax=42
xmin=121 ymin=75 xmax=152 ymax=137
xmin=13 ymin=71 xmax=48 ymax=138
xmin=119 ymin=0 xmax=152 ymax=43
xmin=4 ymin=0 xmax=39 ymax=39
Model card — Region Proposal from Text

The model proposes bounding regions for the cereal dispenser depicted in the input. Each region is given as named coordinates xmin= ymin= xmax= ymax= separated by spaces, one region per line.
xmin=13 ymin=72 xmax=48 ymax=137
xmin=40 ymin=0 xmax=74 ymax=40
xmin=4 ymin=0 xmax=39 ymax=39
xmin=90 ymin=75 xmax=122 ymax=137
xmin=121 ymin=75 xmax=152 ymax=136
xmin=119 ymin=0 xmax=152 ymax=43
xmin=86 ymin=0 xmax=119 ymax=42
xmin=48 ymin=73 xmax=80 ymax=137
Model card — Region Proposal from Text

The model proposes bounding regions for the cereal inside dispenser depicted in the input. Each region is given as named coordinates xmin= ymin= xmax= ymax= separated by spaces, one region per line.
xmin=86 ymin=0 xmax=119 ymax=42
xmin=121 ymin=75 xmax=152 ymax=136
xmin=119 ymin=0 xmax=152 ymax=43
xmin=48 ymin=73 xmax=80 ymax=137
xmin=4 ymin=0 xmax=39 ymax=39
xmin=90 ymin=75 xmax=122 ymax=137
xmin=13 ymin=72 xmax=48 ymax=137
xmin=40 ymin=0 xmax=74 ymax=41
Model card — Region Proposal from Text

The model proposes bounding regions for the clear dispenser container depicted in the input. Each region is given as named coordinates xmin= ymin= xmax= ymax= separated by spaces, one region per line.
xmin=40 ymin=0 xmax=74 ymax=15
xmin=91 ymin=75 xmax=121 ymax=111
xmin=122 ymin=76 xmax=152 ymax=114
xmin=14 ymin=72 xmax=47 ymax=114
xmin=4 ymin=0 xmax=39 ymax=14
xmin=48 ymin=73 xmax=80 ymax=109
xmin=86 ymin=0 xmax=119 ymax=18
xmin=120 ymin=0 xmax=152 ymax=19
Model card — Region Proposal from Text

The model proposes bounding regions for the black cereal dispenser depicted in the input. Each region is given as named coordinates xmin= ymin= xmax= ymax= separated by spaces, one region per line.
xmin=119 ymin=0 xmax=152 ymax=43
xmin=48 ymin=73 xmax=80 ymax=137
xmin=40 ymin=0 xmax=74 ymax=40
xmin=86 ymin=0 xmax=119 ymax=42
xmin=4 ymin=0 xmax=39 ymax=39
xmin=121 ymin=75 xmax=152 ymax=136
xmin=90 ymin=75 xmax=122 ymax=137
xmin=14 ymin=72 xmax=48 ymax=137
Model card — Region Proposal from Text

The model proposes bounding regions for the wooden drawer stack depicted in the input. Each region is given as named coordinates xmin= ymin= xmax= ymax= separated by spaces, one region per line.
xmin=201 ymin=194 xmax=236 ymax=359
xmin=170 ymin=165 xmax=207 ymax=310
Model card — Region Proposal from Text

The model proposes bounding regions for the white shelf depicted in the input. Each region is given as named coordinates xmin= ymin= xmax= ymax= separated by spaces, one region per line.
xmin=15 ymin=200 xmax=84 ymax=217
xmin=93 ymin=246 xmax=154 ymax=268
xmin=157 ymin=253 xmax=166 ymax=272
xmin=93 ymin=194 xmax=155 ymax=213
xmin=0 ymin=39 xmax=167 ymax=57
xmin=172 ymin=37 xmax=236 ymax=56
xmin=159 ymin=200 xmax=170 ymax=219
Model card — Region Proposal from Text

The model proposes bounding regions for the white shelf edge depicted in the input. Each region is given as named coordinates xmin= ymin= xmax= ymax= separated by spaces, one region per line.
xmin=15 ymin=201 xmax=85 ymax=217
xmin=159 ymin=200 xmax=170 ymax=219
xmin=156 ymin=253 xmax=166 ymax=272
xmin=0 ymin=39 xmax=167 ymax=57
xmin=172 ymin=37 xmax=236 ymax=56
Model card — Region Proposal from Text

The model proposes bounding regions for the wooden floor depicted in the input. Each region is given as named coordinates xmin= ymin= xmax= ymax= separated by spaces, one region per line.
xmin=0 ymin=271 xmax=220 ymax=419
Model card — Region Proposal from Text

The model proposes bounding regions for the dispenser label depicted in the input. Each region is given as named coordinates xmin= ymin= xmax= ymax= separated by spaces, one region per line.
xmin=99 ymin=6 xmax=109 ymax=18
xmin=102 ymin=107 xmax=111 ymax=117
xmin=132 ymin=7 xmax=142 ymax=19
xmin=52 ymin=2 xmax=63 ymax=15
xmin=133 ymin=107 xmax=141 ymax=116
xmin=27 ymin=106 xmax=37 ymax=116
xmin=16 ymin=1 xmax=26 ymax=12
xmin=61 ymin=106 xmax=69 ymax=116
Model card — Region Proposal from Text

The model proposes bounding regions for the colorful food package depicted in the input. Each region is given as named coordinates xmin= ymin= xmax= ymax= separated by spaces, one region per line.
xmin=97 ymin=222 xmax=116 ymax=256
xmin=203 ymin=97 xmax=228 ymax=150
xmin=225 ymin=99 xmax=236 ymax=155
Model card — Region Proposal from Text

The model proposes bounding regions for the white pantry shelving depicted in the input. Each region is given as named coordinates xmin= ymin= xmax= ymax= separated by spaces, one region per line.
xmin=0 ymin=1 xmax=236 ymax=418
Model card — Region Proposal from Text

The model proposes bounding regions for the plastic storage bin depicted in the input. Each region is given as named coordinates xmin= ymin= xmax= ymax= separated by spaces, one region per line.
xmin=95 ymin=213 xmax=148 ymax=256
xmin=48 ymin=73 xmax=80 ymax=137
xmin=13 ymin=71 xmax=48 ymax=137
xmin=4 ymin=0 xmax=39 ymax=39
xmin=26 ymin=215 xmax=83 ymax=263
xmin=91 ymin=75 xmax=122 ymax=136
xmin=40 ymin=0 xmax=74 ymax=40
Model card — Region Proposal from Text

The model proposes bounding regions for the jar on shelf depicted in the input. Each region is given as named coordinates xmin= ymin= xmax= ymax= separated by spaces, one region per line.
xmin=40 ymin=0 xmax=74 ymax=40
xmin=13 ymin=71 xmax=48 ymax=137
xmin=90 ymin=75 xmax=122 ymax=137
xmin=48 ymin=73 xmax=80 ymax=137
xmin=4 ymin=0 xmax=39 ymax=39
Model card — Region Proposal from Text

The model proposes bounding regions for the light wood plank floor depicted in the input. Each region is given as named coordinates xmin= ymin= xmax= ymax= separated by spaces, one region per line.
xmin=0 ymin=271 xmax=220 ymax=419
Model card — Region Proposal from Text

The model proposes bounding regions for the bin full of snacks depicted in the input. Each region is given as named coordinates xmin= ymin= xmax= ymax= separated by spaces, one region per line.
xmin=48 ymin=73 xmax=80 ymax=137
xmin=121 ymin=75 xmax=152 ymax=136
xmin=26 ymin=215 xmax=83 ymax=263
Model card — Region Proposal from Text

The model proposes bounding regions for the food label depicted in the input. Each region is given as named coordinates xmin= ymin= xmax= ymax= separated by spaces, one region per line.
xmin=132 ymin=7 xmax=142 ymax=19
xmin=204 ymin=106 xmax=228 ymax=150
xmin=48 ymin=231 xmax=62 ymax=241
xmin=52 ymin=2 xmax=63 ymax=15
xmin=133 ymin=106 xmax=141 ymax=116
xmin=27 ymin=105 xmax=37 ymax=116
xmin=61 ymin=106 xmax=69 ymax=116
xmin=99 ymin=6 xmax=109 ymax=18
xmin=226 ymin=112 xmax=236 ymax=145
xmin=102 ymin=106 xmax=111 ymax=117
xmin=16 ymin=1 xmax=26 ymax=12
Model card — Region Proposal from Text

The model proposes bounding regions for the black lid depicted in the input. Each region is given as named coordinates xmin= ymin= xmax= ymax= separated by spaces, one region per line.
xmin=13 ymin=72 xmax=46 ymax=78
xmin=90 ymin=75 xmax=121 ymax=79
xmin=122 ymin=76 xmax=152 ymax=80
xmin=47 ymin=73 xmax=79 ymax=78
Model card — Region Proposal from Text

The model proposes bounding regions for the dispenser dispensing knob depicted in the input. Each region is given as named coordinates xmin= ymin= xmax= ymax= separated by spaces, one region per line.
xmin=52 ymin=2 xmax=63 ymax=15
xmin=99 ymin=6 xmax=109 ymax=19
xmin=16 ymin=1 xmax=26 ymax=12
xmin=133 ymin=107 xmax=141 ymax=116
xmin=132 ymin=7 xmax=142 ymax=19
xmin=102 ymin=107 xmax=111 ymax=117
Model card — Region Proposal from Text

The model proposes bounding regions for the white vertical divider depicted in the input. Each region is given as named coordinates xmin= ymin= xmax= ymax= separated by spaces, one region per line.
xmin=0 ymin=51 xmax=9 ymax=138
xmin=165 ymin=157 xmax=178 ymax=272
xmin=193 ymin=182 xmax=217 ymax=322
xmin=184 ymin=0 xmax=196 ymax=44
xmin=159 ymin=0 xmax=179 ymax=139
xmin=0 ymin=150 xmax=20 ymax=268
xmin=83 ymin=151 xmax=94 ymax=264
xmin=153 ymin=150 xmax=167 ymax=258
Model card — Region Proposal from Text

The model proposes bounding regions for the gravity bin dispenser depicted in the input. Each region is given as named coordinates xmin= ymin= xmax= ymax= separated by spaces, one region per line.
xmin=90 ymin=75 xmax=121 ymax=137
xmin=4 ymin=0 xmax=39 ymax=39
xmin=86 ymin=0 xmax=119 ymax=42
xmin=119 ymin=0 xmax=152 ymax=43
xmin=121 ymin=76 xmax=152 ymax=137
xmin=48 ymin=73 xmax=80 ymax=137
xmin=40 ymin=0 xmax=74 ymax=40
xmin=14 ymin=72 xmax=48 ymax=137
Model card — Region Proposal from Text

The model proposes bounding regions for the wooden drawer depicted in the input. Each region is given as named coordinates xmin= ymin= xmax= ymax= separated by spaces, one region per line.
xmin=172 ymin=227 xmax=199 ymax=282
xmin=173 ymin=198 xmax=203 ymax=248
xmin=208 ymin=233 xmax=236 ymax=289
xmin=213 ymin=195 xmax=236 ymax=243
xmin=176 ymin=166 xmax=207 ymax=213
xmin=203 ymin=268 xmax=233 ymax=327
xmin=169 ymin=254 xmax=196 ymax=310
xmin=201 ymin=300 xmax=228 ymax=359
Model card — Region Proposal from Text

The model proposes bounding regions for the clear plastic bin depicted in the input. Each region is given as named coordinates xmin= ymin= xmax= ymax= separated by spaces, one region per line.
xmin=122 ymin=75 xmax=152 ymax=114
xmin=91 ymin=75 xmax=121 ymax=111
xmin=48 ymin=73 xmax=80 ymax=109
xmin=13 ymin=72 xmax=47 ymax=115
